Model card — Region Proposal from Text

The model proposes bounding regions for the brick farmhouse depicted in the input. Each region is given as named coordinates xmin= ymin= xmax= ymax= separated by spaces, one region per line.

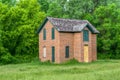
xmin=37 ymin=17 xmax=99 ymax=63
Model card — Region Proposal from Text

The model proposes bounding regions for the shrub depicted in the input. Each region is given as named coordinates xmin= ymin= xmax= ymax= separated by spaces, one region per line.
xmin=97 ymin=53 xmax=120 ymax=59
xmin=0 ymin=47 xmax=15 ymax=64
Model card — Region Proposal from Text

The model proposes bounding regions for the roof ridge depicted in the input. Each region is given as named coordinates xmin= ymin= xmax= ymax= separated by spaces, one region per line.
xmin=47 ymin=16 xmax=88 ymax=21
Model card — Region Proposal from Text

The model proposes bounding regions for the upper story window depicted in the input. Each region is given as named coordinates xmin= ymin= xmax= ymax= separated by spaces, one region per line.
xmin=43 ymin=28 xmax=46 ymax=40
xmin=51 ymin=28 xmax=55 ymax=39
xmin=83 ymin=30 xmax=89 ymax=42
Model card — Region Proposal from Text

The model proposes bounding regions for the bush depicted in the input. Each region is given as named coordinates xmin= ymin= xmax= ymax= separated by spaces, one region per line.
xmin=0 ymin=47 xmax=15 ymax=64
xmin=97 ymin=53 xmax=120 ymax=59
xmin=61 ymin=59 xmax=79 ymax=65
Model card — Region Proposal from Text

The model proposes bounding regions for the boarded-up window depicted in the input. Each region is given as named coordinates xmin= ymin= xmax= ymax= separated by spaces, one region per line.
xmin=51 ymin=28 xmax=55 ymax=39
xmin=83 ymin=30 xmax=89 ymax=41
xmin=65 ymin=46 xmax=69 ymax=58
xmin=43 ymin=28 xmax=46 ymax=40
xmin=43 ymin=47 xmax=46 ymax=57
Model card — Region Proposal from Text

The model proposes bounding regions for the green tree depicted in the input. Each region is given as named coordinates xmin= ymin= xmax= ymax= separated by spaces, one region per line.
xmin=37 ymin=0 xmax=49 ymax=12
xmin=0 ymin=0 xmax=45 ymax=63
xmin=93 ymin=4 xmax=120 ymax=58
xmin=0 ymin=0 xmax=16 ymax=5
xmin=0 ymin=2 xmax=15 ymax=64
xmin=47 ymin=2 xmax=63 ymax=17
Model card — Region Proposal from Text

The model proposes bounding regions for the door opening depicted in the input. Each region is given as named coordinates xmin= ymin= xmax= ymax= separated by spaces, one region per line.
xmin=84 ymin=45 xmax=89 ymax=62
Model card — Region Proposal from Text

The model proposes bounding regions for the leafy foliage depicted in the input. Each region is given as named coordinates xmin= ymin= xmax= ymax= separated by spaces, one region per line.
xmin=0 ymin=0 xmax=45 ymax=64
xmin=0 ymin=0 xmax=120 ymax=64
xmin=93 ymin=4 xmax=120 ymax=58
xmin=42 ymin=0 xmax=120 ymax=59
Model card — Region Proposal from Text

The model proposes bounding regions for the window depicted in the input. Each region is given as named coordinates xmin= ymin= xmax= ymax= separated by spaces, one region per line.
xmin=43 ymin=47 xmax=46 ymax=58
xmin=43 ymin=28 xmax=46 ymax=40
xmin=51 ymin=28 xmax=55 ymax=39
xmin=65 ymin=46 xmax=69 ymax=58
xmin=52 ymin=46 xmax=55 ymax=62
xmin=83 ymin=30 xmax=89 ymax=41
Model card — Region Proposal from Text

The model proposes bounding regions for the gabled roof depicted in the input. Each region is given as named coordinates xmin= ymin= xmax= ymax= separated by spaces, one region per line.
xmin=37 ymin=17 xmax=100 ymax=34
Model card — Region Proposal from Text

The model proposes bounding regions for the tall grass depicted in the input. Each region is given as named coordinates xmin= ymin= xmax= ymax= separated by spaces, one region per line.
xmin=0 ymin=60 xmax=120 ymax=80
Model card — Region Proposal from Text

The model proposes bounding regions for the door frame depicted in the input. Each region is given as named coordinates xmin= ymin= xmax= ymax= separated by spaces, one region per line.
xmin=84 ymin=45 xmax=89 ymax=62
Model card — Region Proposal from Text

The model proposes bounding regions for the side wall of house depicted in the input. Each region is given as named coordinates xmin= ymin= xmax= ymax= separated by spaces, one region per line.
xmin=39 ymin=21 xmax=60 ymax=63
xmin=81 ymin=27 xmax=97 ymax=62
xmin=81 ymin=27 xmax=93 ymax=62
xmin=91 ymin=34 xmax=97 ymax=61
xmin=39 ymin=22 xmax=97 ymax=63
xmin=74 ymin=27 xmax=96 ymax=62
xmin=59 ymin=32 xmax=74 ymax=63
xmin=60 ymin=27 xmax=97 ymax=63
xmin=74 ymin=33 xmax=83 ymax=62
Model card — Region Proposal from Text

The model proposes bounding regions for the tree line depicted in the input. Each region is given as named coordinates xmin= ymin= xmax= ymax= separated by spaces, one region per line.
xmin=0 ymin=0 xmax=120 ymax=64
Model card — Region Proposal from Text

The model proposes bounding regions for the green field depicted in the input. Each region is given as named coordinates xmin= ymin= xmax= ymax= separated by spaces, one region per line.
xmin=0 ymin=60 xmax=120 ymax=80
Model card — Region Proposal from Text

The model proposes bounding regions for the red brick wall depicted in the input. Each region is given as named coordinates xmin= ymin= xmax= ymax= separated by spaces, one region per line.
xmin=81 ymin=28 xmax=97 ymax=62
xmin=39 ymin=21 xmax=60 ymax=63
xmin=74 ymin=27 xmax=97 ymax=62
xmin=91 ymin=34 xmax=97 ymax=61
xmin=59 ymin=32 xmax=74 ymax=63
xmin=74 ymin=33 xmax=82 ymax=62
xmin=81 ymin=28 xmax=93 ymax=62
xmin=39 ymin=21 xmax=97 ymax=63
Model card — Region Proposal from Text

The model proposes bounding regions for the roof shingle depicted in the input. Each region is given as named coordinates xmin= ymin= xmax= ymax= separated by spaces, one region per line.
xmin=37 ymin=17 xmax=100 ymax=34
xmin=47 ymin=17 xmax=99 ymax=33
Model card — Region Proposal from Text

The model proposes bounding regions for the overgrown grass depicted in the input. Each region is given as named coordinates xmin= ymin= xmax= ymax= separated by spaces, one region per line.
xmin=0 ymin=59 xmax=120 ymax=80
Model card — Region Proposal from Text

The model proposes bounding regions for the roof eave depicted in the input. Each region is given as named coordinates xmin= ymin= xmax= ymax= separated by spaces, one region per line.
xmin=94 ymin=31 xmax=100 ymax=34
xmin=37 ymin=17 xmax=48 ymax=34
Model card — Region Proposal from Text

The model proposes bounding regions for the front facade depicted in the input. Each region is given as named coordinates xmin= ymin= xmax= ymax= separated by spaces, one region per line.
xmin=37 ymin=17 xmax=99 ymax=63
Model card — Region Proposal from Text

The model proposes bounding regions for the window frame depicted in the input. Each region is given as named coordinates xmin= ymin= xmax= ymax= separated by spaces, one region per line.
xmin=43 ymin=28 xmax=46 ymax=40
xmin=43 ymin=47 xmax=46 ymax=58
xmin=52 ymin=46 xmax=55 ymax=62
xmin=83 ymin=30 xmax=89 ymax=42
xmin=65 ymin=46 xmax=69 ymax=58
xmin=51 ymin=27 xmax=55 ymax=40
